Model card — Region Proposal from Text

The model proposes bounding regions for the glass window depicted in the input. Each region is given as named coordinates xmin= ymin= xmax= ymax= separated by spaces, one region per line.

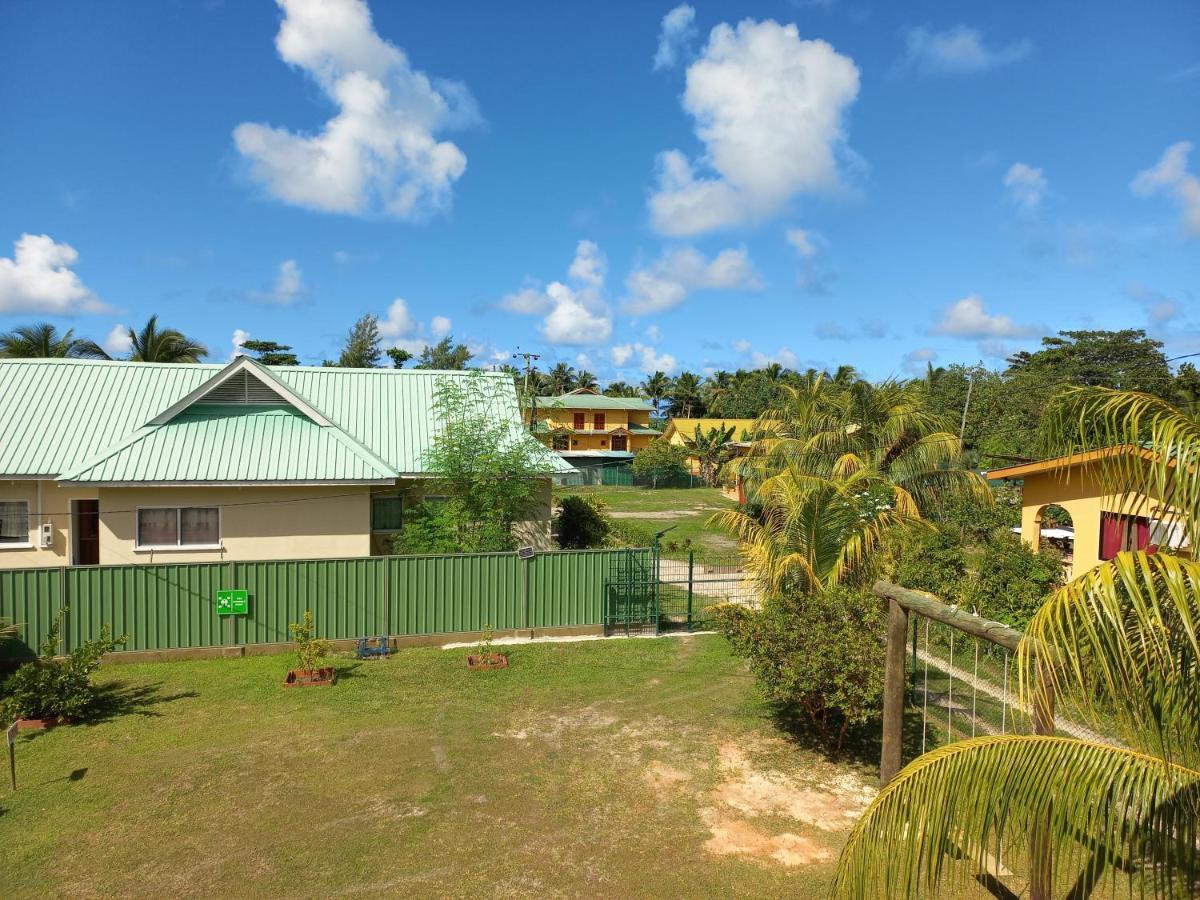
xmin=0 ymin=501 xmax=30 ymax=544
xmin=594 ymin=413 xmax=605 ymax=430
xmin=552 ymin=433 xmax=569 ymax=451
xmin=137 ymin=508 xmax=178 ymax=546
xmin=573 ymin=412 xmax=585 ymax=430
xmin=180 ymin=507 xmax=220 ymax=545
xmin=371 ymin=494 xmax=404 ymax=531
xmin=137 ymin=507 xmax=220 ymax=547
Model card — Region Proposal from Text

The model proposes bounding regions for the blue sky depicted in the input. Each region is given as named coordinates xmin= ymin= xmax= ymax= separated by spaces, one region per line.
xmin=1 ymin=0 xmax=1197 ymax=379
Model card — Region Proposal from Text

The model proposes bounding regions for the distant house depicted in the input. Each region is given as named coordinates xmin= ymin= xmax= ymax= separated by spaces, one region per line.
xmin=0 ymin=357 xmax=571 ymax=568
xmin=527 ymin=389 xmax=659 ymax=472
xmin=661 ymin=418 xmax=761 ymax=476
xmin=988 ymin=447 xmax=1190 ymax=577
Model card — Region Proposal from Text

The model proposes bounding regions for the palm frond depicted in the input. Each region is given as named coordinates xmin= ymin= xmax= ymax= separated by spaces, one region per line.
xmin=1018 ymin=551 xmax=1200 ymax=770
xmin=834 ymin=734 xmax=1200 ymax=899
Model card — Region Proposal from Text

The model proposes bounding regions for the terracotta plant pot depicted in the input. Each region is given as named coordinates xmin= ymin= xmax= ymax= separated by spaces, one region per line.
xmin=17 ymin=716 xmax=69 ymax=731
xmin=467 ymin=653 xmax=509 ymax=671
xmin=284 ymin=666 xmax=336 ymax=687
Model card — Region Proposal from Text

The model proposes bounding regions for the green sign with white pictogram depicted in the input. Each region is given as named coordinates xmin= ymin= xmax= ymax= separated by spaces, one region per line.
xmin=216 ymin=589 xmax=248 ymax=616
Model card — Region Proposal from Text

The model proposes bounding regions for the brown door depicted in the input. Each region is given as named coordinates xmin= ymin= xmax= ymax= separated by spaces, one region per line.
xmin=611 ymin=434 xmax=627 ymax=452
xmin=74 ymin=500 xmax=99 ymax=565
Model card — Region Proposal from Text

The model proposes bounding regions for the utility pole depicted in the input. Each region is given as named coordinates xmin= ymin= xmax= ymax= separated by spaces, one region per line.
xmin=959 ymin=363 xmax=979 ymax=443
xmin=513 ymin=348 xmax=541 ymax=431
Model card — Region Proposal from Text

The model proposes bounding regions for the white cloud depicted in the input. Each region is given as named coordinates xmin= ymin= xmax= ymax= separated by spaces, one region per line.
xmin=1131 ymin=141 xmax=1200 ymax=237
xmin=785 ymin=228 xmax=819 ymax=259
xmin=230 ymin=328 xmax=251 ymax=360
xmin=233 ymin=0 xmax=477 ymax=219
xmin=901 ymin=25 xmax=1031 ymax=76
xmin=931 ymin=294 xmax=1039 ymax=340
xmin=645 ymin=324 xmax=662 ymax=343
xmin=500 ymin=241 xmax=614 ymax=345
xmin=902 ymin=347 xmax=937 ymax=374
xmin=103 ymin=324 xmax=132 ymax=357
xmin=431 ymin=315 xmax=452 ymax=337
xmin=376 ymin=296 xmax=447 ymax=354
xmin=785 ymin=227 xmax=833 ymax=293
xmin=653 ymin=4 xmax=696 ymax=71
xmin=624 ymin=246 xmax=761 ymax=314
xmin=732 ymin=338 xmax=751 ymax=354
xmin=610 ymin=342 xmax=679 ymax=374
xmin=750 ymin=347 xmax=800 ymax=369
xmin=1003 ymin=163 xmax=1048 ymax=213
xmin=1128 ymin=283 xmax=1180 ymax=326
xmin=575 ymin=352 xmax=593 ymax=368
xmin=648 ymin=19 xmax=860 ymax=236
xmin=0 ymin=233 xmax=106 ymax=314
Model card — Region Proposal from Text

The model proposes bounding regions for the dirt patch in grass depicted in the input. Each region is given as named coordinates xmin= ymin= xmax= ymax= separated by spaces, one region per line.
xmin=643 ymin=761 xmax=693 ymax=797
xmin=608 ymin=509 xmax=711 ymax=519
xmin=701 ymin=809 xmax=832 ymax=867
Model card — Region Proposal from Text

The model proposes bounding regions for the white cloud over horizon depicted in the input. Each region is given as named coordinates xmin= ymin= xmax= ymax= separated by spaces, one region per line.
xmin=901 ymin=25 xmax=1031 ymax=76
xmin=233 ymin=0 xmax=477 ymax=219
xmin=623 ymin=246 xmax=761 ymax=314
xmin=0 ymin=233 xmax=106 ymax=315
xmin=500 ymin=241 xmax=613 ymax=345
xmin=610 ymin=341 xmax=679 ymax=375
xmin=1003 ymin=163 xmax=1048 ymax=213
xmin=103 ymin=323 xmax=133 ymax=357
xmin=931 ymin=294 xmax=1040 ymax=340
xmin=1131 ymin=141 xmax=1200 ymax=237
xmin=648 ymin=19 xmax=860 ymax=236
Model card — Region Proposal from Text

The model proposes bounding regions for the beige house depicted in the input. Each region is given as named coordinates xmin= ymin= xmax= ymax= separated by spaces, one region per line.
xmin=988 ymin=447 xmax=1190 ymax=577
xmin=0 ymin=357 xmax=570 ymax=568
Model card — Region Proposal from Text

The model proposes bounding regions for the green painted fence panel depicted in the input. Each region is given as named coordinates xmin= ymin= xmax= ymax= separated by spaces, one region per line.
xmin=529 ymin=549 xmax=652 ymax=628
xmin=66 ymin=563 xmax=227 ymax=652
xmin=236 ymin=558 xmax=386 ymax=645
xmin=388 ymin=553 xmax=524 ymax=635
xmin=0 ymin=568 xmax=62 ymax=659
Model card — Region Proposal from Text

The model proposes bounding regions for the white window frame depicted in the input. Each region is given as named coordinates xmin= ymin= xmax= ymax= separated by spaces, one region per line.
xmin=0 ymin=499 xmax=33 ymax=549
xmin=135 ymin=506 xmax=222 ymax=551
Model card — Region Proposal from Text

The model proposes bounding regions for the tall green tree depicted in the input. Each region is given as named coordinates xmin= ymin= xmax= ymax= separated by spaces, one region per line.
xmin=386 ymin=347 xmax=413 ymax=369
xmin=602 ymin=380 xmax=639 ymax=398
xmin=546 ymin=362 xmax=576 ymax=394
xmin=640 ymin=371 xmax=672 ymax=412
xmin=575 ymin=369 xmax=598 ymax=391
xmin=683 ymin=423 xmax=735 ymax=487
xmin=667 ymin=371 xmax=705 ymax=418
xmin=239 ymin=339 xmax=298 ymax=366
xmin=335 ymin=314 xmax=382 ymax=368
xmin=415 ymin=335 xmax=472 ymax=370
xmin=127 ymin=315 xmax=208 ymax=363
xmin=0 ymin=323 xmax=107 ymax=359
xmin=1006 ymin=329 xmax=1174 ymax=397
xmin=835 ymin=385 xmax=1200 ymax=898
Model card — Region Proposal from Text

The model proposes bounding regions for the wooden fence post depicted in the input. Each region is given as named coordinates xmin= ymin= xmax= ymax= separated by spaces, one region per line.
xmin=880 ymin=597 xmax=909 ymax=786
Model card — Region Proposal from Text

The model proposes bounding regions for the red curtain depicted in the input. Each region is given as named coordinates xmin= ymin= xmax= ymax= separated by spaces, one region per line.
xmin=1136 ymin=517 xmax=1150 ymax=551
xmin=1100 ymin=512 xmax=1123 ymax=560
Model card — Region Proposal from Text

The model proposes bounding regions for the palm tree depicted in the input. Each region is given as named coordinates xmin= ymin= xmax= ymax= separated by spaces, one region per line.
xmin=547 ymin=362 xmax=576 ymax=395
xmin=835 ymin=385 xmax=1200 ymax=898
xmin=603 ymin=380 xmax=639 ymax=398
xmin=684 ymin=424 xmax=736 ymax=487
xmin=719 ymin=375 xmax=987 ymax=596
xmin=575 ymin=369 xmax=598 ymax=391
xmin=667 ymin=371 xmax=704 ymax=418
xmin=0 ymin=322 xmax=108 ymax=359
xmin=640 ymin=371 xmax=672 ymax=413
xmin=702 ymin=370 xmax=734 ymax=413
xmin=127 ymin=315 xmax=207 ymax=363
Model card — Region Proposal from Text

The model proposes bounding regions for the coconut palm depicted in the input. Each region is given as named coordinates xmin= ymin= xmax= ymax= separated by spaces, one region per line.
xmin=683 ymin=423 xmax=735 ymax=487
xmin=126 ymin=315 xmax=207 ymax=363
xmin=640 ymin=371 xmax=672 ymax=412
xmin=834 ymin=385 xmax=1200 ymax=898
xmin=575 ymin=369 xmax=598 ymax=391
xmin=719 ymin=375 xmax=987 ymax=596
xmin=0 ymin=322 xmax=108 ymax=359
xmin=667 ymin=371 xmax=704 ymax=418
xmin=546 ymin=362 xmax=576 ymax=395
xmin=602 ymin=380 xmax=639 ymax=398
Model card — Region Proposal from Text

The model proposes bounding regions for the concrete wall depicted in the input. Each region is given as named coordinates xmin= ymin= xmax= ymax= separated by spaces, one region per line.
xmin=0 ymin=480 xmax=100 ymax=567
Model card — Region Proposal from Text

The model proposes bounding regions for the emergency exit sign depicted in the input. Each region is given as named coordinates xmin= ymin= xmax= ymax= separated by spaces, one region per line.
xmin=216 ymin=589 xmax=248 ymax=616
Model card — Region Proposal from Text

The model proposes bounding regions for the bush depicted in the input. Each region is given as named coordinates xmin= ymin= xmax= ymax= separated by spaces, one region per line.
xmin=965 ymin=531 xmax=1064 ymax=630
xmin=631 ymin=438 xmax=689 ymax=488
xmin=887 ymin=526 xmax=970 ymax=604
xmin=288 ymin=611 xmax=332 ymax=675
xmin=607 ymin=517 xmax=655 ymax=549
xmin=555 ymin=494 xmax=612 ymax=549
xmin=392 ymin=502 xmax=515 ymax=554
xmin=712 ymin=586 xmax=887 ymax=749
xmin=1 ymin=608 xmax=125 ymax=722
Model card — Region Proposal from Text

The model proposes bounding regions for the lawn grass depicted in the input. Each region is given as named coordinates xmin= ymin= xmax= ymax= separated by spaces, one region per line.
xmin=562 ymin=485 xmax=740 ymax=561
xmin=0 ymin=635 xmax=919 ymax=898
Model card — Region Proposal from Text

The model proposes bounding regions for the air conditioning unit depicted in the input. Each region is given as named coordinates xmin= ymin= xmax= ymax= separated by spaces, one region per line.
xmin=39 ymin=522 xmax=54 ymax=549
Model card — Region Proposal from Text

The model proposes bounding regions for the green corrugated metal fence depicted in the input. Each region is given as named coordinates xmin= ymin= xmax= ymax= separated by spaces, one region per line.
xmin=0 ymin=549 xmax=651 ymax=660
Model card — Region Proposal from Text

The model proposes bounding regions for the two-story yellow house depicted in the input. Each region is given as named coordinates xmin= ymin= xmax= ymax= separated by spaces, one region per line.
xmin=526 ymin=389 xmax=659 ymax=466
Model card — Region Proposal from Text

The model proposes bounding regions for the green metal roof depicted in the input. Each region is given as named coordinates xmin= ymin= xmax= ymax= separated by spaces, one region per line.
xmin=0 ymin=358 xmax=571 ymax=482
xmin=535 ymin=392 xmax=654 ymax=411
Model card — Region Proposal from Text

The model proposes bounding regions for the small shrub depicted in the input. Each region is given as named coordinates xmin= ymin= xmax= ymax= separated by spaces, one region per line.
xmin=713 ymin=586 xmax=887 ymax=750
xmin=887 ymin=526 xmax=970 ymax=604
xmin=555 ymin=494 xmax=612 ymax=549
xmin=965 ymin=531 xmax=1064 ymax=630
xmin=1 ymin=608 xmax=125 ymax=722
xmin=471 ymin=624 xmax=505 ymax=661
xmin=608 ymin=517 xmax=656 ymax=549
xmin=288 ymin=611 xmax=332 ymax=675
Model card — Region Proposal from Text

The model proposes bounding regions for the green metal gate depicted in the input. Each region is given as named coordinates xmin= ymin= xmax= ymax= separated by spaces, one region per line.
xmin=602 ymin=548 xmax=657 ymax=635
xmin=603 ymin=550 xmax=757 ymax=635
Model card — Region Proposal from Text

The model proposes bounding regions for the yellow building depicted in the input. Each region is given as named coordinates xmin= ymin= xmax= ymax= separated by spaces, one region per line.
xmin=988 ymin=447 xmax=1189 ymax=577
xmin=661 ymin=418 xmax=761 ymax=475
xmin=527 ymin=389 xmax=659 ymax=463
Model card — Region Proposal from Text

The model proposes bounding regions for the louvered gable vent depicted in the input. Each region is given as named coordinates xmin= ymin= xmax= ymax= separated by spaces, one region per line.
xmin=200 ymin=371 xmax=286 ymax=405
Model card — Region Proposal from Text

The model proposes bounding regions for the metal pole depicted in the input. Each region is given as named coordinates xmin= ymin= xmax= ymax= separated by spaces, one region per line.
xmin=686 ymin=550 xmax=694 ymax=632
xmin=879 ymin=598 xmax=910 ymax=786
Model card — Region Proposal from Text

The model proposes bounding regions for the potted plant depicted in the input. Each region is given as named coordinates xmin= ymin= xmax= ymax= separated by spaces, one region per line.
xmin=284 ymin=611 xmax=335 ymax=687
xmin=466 ymin=625 xmax=508 ymax=671
xmin=1 ymin=608 xmax=125 ymax=729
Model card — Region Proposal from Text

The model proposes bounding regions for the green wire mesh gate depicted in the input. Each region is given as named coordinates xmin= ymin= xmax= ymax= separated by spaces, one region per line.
xmin=603 ymin=549 xmax=759 ymax=635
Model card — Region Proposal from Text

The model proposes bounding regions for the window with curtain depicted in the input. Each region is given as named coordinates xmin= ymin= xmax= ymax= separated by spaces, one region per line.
xmin=0 ymin=500 xmax=30 ymax=544
xmin=1099 ymin=512 xmax=1150 ymax=560
xmin=137 ymin=507 xmax=219 ymax=547
xmin=371 ymin=494 xmax=403 ymax=531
